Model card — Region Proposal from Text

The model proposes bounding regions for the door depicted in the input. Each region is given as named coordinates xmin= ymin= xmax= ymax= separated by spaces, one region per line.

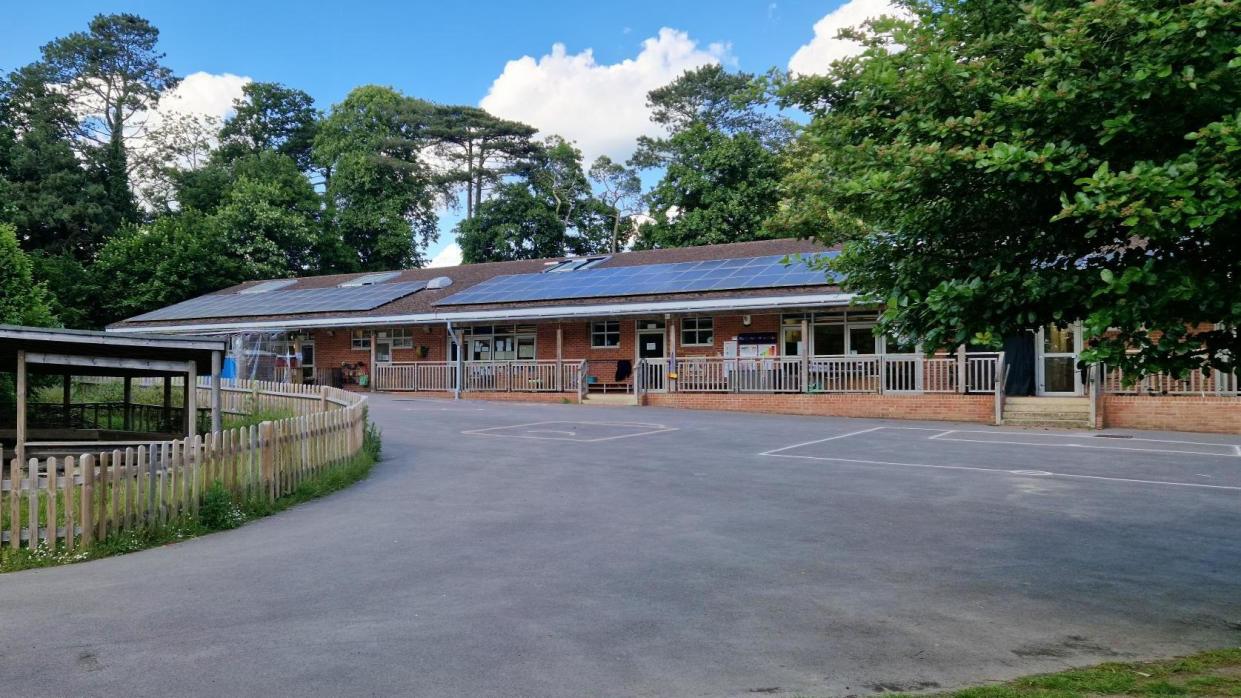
xmin=374 ymin=338 xmax=393 ymax=365
xmin=1037 ymin=324 xmax=1081 ymax=395
xmin=637 ymin=323 xmax=666 ymax=391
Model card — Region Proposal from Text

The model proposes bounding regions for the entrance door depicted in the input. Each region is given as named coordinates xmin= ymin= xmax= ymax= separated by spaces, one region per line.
xmin=1037 ymin=324 xmax=1081 ymax=395
xmin=374 ymin=338 xmax=393 ymax=365
xmin=637 ymin=321 xmax=666 ymax=391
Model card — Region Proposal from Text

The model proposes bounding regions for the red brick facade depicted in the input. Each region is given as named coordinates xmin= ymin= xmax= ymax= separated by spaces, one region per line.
xmin=643 ymin=392 xmax=996 ymax=423
xmin=1099 ymin=395 xmax=1241 ymax=434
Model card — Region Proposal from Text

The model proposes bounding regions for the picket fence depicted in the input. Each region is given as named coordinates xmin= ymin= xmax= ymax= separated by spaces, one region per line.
xmin=2 ymin=380 xmax=368 ymax=552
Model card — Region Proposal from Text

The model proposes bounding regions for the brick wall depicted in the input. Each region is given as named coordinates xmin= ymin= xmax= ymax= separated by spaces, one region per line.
xmin=643 ymin=392 xmax=995 ymax=423
xmin=389 ymin=390 xmax=581 ymax=405
xmin=1100 ymin=395 xmax=1241 ymax=434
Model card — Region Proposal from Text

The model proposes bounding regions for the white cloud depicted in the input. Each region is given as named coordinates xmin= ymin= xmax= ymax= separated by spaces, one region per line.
xmin=154 ymin=71 xmax=250 ymax=123
xmin=480 ymin=28 xmax=728 ymax=164
xmin=428 ymin=242 xmax=463 ymax=268
xmin=788 ymin=0 xmax=909 ymax=75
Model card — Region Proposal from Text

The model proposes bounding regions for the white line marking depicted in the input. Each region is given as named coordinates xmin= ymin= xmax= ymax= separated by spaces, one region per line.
xmin=526 ymin=429 xmax=577 ymax=436
xmin=923 ymin=428 xmax=1240 ymax=449
xmin=928 ymin=430 xmax=957 ymax=440
xmin=461 ymin=420 xmax=678 ymax=443
xmin=758 ymin=427 xmax=886 ymax=456
xmin=935 ymin=436 xmax=1241 ymax=459
xmin=760 ymin=452 xmax=1241 ymax=492
xmin=1235 ymin=445 xmax=1241 ymax=457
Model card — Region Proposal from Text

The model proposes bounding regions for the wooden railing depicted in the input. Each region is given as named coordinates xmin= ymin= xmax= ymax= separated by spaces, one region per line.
xmin=374 ymin=361 xmax=582 ymax=393
xmin=2 ymin=380 xmax=368 ymax=553
xmin=373 ymin=362 xmax=457 ymax=392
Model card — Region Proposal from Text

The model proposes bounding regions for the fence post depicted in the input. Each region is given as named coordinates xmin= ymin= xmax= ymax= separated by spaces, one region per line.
xmin=259 ymin=421 xmax=275 ymax=501
xmin=994 ymin=351 xmax=1006 ymax=426
xmin=956 ymin=345 xmax=967 ymax=393
xmin=878 ymin=355 xmax=886 ymax=394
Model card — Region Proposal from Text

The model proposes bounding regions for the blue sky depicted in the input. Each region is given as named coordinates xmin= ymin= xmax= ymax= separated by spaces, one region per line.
xmin=2 ymin=0 xmax=879 ymax=264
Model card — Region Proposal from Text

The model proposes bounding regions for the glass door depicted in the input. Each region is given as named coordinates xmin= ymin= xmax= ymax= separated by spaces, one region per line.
xmin=1037 ymin=324 xmax=1081 ymax=395
xmin=374 ymin=338 xmax=393 ymax=365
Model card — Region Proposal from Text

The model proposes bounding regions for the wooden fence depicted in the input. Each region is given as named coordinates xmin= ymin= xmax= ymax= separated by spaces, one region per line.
xmin=1 ymin=380 xmax=368 ymax=552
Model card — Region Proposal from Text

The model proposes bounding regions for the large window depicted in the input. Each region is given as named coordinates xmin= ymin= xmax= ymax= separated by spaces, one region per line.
xmin=811 ymin=310 xmax=885 ymax=356
xmin=462 ymin=324 xmax=536 ymax=361
xmin=680 ymin=317 xmax=714 ymax=346
xmin=351 ymin=329 xmax=370 ymax=351
xmin=591 ymin=320 xmax=620 ymax=348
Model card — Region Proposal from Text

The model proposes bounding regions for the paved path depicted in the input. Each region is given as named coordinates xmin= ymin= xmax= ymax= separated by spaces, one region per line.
xmin=1 ymin=395 xmax=1238 ymax=697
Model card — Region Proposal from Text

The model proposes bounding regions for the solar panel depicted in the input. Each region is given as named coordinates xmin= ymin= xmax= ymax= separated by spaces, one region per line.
xmin=434 ymin=254 xmax=839 ymax=306
xmin=130 ymin=281 xmax=428 ymax=322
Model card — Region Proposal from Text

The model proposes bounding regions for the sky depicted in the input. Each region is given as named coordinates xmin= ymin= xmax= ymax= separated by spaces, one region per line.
xmin=2 ymin=0 xmax=896 ymax=267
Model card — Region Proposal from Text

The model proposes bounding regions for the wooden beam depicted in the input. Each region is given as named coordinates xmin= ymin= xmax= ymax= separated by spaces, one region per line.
xmin=210 ymin=350 xmax=222 ymax=433
xmin=163 ymin=376 xmax=172 ymax=432
xmin=186 ymin=360 xmax=197 ymax=441
xmin=23 ymin=352 xmax=194 ymax=374
xmin=62 ymin=374 xmax=71 ymax=428
xmin=122 ymin=376 xmax=133 ymax=431
xmin=0 ymin=326 xmax=226 ymax=352
xmin=16 ymin=351 xmax=26 ymax=466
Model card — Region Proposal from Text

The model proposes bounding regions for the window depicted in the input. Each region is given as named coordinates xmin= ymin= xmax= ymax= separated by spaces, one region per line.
xmin=681 ymin=317 xmax=714 ymax=346
xmin=517 ymin=336 xmax=536 ymax=360
xmin=239 ymin=279 xmax=297 ymax=294
xmin=813 ymin=324 xmax=845 ymax=355
xmin=351 ymin=329 xmax=370 ymax=351
xmin=545 ymin=256 xmax=609 ymax=273
xmin=461 ymin=324 xmax=535 ymax=361
xmin=591 ymin=320 xmax=620 ymax=348
xmin=848 ymin=326 xmax=877 ymax=355
xmin=339 ymin=271 xmax=400 ymax=287
xmin=375 ymin=328 xmax=413 ymax=349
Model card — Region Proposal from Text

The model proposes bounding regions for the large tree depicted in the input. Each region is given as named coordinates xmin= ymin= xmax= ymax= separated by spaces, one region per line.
xmin=776 ymin=0 xmax=1240 ymax=377
xmin=216 ymin=82 xmax=319 ymax=172
xmin=418 ymin=105 xmax=539 ymax=219
xmin=314 ymin=86 xmax=439 ymax=270
xmin=588 ymin=155 xmax=642 ymax=253
xmin=38 ymin=13 xmax=178 ymax=222
xmin=632 ymin=65 xmax=791 ymax=248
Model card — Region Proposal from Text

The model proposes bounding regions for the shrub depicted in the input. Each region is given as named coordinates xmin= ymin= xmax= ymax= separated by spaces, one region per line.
xmin=199 ymin=480 xmax=246 ymax=531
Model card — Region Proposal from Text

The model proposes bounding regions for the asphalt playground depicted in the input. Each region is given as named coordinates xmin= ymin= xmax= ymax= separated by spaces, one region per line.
xmin=0 ymin=394 xmax=1237 ymax=697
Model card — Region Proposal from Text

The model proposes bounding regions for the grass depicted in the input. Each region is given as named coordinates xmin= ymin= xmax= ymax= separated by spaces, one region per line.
xmin=840 ymin=649 xmax=1241 ymax=698
xmin=0 ymin=416 xmax=382 ymax=573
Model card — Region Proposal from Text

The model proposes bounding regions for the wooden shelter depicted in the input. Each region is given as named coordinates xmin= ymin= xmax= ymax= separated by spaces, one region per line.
xmin=0 ymin=325 xmax=227 ymax=463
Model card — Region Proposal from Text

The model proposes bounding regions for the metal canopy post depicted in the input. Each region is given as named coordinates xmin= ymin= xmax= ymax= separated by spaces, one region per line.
xmin=163 ymin=376 xmax=172 ymax=431
xmin=62 ymin=373 xmax=71 ymax=428
xmin=122 ymin=376 xmax=133 ymax=431
xmin=186 ymin=360 xmax=198 ymax=441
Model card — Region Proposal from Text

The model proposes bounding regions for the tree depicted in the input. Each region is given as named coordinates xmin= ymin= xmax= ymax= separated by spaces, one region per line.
xmin=0 ymin=223 xmax=57 ymax=327
xmin=0 ymin=64 xmax=116 ymax=258
xmin=419 ymin=105 xmax=539 ymax=218
xmin=89 ymin=212 xmax=240 ymax=325
xmin=631 ymin=65 xmax=791 ymax=248
xmin=314 ymin=86 xmax=440 ymax=269
xmin=588 ymin=155 xmax=642 ymax=252
xmin=133 ymin=110 xmax=221 ymax=212
xmin=775 ymin=0 xmax=1240 ymax=378
xmin=216 ymin=82 xmax=319 ymax=172
xmin=456 ymin=137 xmax=610 ymax=263
xmin=637 ymin=124 xmax=783 ymax=249
xmin=38 ymin=13 xmax=177 ymax=222
xmin=212 ymin=173 xmax=319 ymax=277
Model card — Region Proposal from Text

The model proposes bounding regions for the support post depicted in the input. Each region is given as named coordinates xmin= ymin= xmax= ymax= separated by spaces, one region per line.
xmin=956 ymin=345 xmax=968 ymax=393
xmin=211 ymin=350 xmax=222 ymax=433
xmin=556 ymin=325 xmax=564 ymax=392
xmin=162 ymin=376 xmax=172 ymax=432
xmin=122 ymin=376 xmax=133 ymax=431
xmin=15 ymin=351 xmax=27 ymax=466
xmin=800 ymin=317 xmax=810 ymax=393
xmin=668 ymin=318 xmax=677 ymax=393
xmin=62 ymin=373 xmax=71 ymax=428
xmin=185 ymin=361 xmax=198 ymax=440
xmin=368 ymin=332 xmax=376 ymax=393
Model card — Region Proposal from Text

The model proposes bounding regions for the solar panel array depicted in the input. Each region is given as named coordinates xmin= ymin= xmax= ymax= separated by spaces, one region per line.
xmin=434 ymin=253 xmax=838 ymax=306
xmin=130 ymin=281 xmax=428 ymax=322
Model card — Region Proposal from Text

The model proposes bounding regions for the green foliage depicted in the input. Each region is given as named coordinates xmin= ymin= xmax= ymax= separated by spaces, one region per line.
xmin=315 ymin=85 xmax=440 ymax=270
xmin=637 ymin=125 xmax=784 ymax=249
xmin=200 ymin=481 xmax=245 ymax=531
xmin=632 ymin=65 xmax=790 ymax=249
xmin=776 ymin=0 xmax=1240 ymax=377
xmin=217 ymin=82 xmax=319 ymax=171
xmin=0 ymin=223 xmax=57 ymax=327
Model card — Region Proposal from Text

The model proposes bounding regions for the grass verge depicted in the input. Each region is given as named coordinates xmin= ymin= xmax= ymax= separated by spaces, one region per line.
xmin=0 ymin=417 xmax=382 ymax=574
xmin=863 ymin=649 xmax=1241 ymax=698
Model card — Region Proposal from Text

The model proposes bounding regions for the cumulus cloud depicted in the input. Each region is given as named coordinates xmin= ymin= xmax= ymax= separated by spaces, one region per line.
xmin=788 ymin=0 xmax=909 ymax=75
xmin=154 ymin=71 xmax=250 ymax=123
xmin=480 ymin=28 xmax=728 ymax=164
xmin=428 ymin=242 xmax=463 ymax=268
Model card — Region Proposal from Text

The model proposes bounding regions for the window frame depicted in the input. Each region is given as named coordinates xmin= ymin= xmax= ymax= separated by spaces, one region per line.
xmin=590 ymin=320 xmax=621 ymax=349
xmin=679 ymin=316 xmax=714 ymax=347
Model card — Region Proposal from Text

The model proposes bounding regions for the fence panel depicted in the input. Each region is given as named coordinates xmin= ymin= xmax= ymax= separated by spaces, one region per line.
xmin=0 ymin=380 xmax=367 ymax=554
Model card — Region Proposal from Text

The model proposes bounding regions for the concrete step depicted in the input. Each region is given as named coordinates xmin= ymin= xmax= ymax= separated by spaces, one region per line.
xmin=1005 ymin=397 xmax=1089 ymax=407
xmin=1002 ymin=417 xmax=1092 ymax=429
xmin=582 ymin=394 xmax=638 ymax=406
xmin=1004 ymin=411 xmax=1091 ymax=421
xmin=1004 ymin=404 xmax=1090 ymax=415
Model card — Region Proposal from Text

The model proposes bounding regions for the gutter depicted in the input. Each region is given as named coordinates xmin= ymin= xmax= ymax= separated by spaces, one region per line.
xmin=107 ymin=293 xmax=857 ymax=335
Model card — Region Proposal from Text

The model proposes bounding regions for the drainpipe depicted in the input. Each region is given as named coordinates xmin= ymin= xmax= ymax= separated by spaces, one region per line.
xmin=446 ymin=320 xmax=464 ymax=400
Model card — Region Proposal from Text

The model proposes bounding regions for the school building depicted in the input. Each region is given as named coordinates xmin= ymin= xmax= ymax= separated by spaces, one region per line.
xmin=107 ymin=239 xmax=1239 ymax=434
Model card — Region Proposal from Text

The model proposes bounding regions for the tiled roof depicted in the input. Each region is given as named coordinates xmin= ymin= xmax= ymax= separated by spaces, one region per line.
xmin=110 ymin=239 xmax=840 ymax=329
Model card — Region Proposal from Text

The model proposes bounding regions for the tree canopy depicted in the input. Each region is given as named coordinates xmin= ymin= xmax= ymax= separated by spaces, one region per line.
xmin=775 ymin=0 xmax=1240 ymax=376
